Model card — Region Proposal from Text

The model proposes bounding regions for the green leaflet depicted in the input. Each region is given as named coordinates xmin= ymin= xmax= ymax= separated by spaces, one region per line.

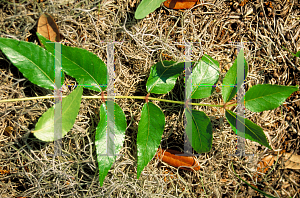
xmin=0 ymin=36 xmax=64 ymax=90
xmin=189 ymin=55 xmax=220 ymax=99
xmin=135 ymin=0 xmax=166 ymax=19
xmin=33 ymin=85 xmax=83 ymax=141
xmin=146 ymin=61 xmax=185 ymax=94
xmin=95 ymin=102 xmax=127 ymax=186
xmin=222 ymin=49 xmax=248 ymax=103
xmin=37 ymin=33 xmax=107 ymax=92
xmin=136 ymin=102 xmax=165 ymax=179
xmin=185 ymin=109 xmax=213 ymax=153
xmin=225 ymin=109 xmax=272 ymax=149
xmin=245 ymin=84 xmax=299 ymax=112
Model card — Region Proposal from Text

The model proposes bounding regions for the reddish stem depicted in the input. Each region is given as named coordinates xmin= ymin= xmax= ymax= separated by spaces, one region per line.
xmin=145 ymin=93 xmax=150 ymax=103
xmin=101 ymin=91 xmax=106 ymax=103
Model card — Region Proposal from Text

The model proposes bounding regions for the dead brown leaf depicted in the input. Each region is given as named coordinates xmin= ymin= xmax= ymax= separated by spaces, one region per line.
xmin=254 ymin=152 xmax=300 ymax=179
xmin=280 ymin=152 xmax=300 ymax=170
xmin=256 ymin=155 xmax=275 ymax=175
xmin=37 ymin=13 xmax=60 ymax=42
xmin=163 ymin=0 xmax=198 ymax=10
xmin=155 ymin=148 xmax=201 ymax=171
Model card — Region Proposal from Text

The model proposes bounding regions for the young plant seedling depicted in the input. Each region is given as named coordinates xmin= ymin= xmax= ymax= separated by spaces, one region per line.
xmin=0 ymin=35 xmax=298 ymax=187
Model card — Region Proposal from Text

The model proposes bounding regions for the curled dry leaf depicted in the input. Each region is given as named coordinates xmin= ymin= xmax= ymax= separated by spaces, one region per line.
xmin=155 ymin=148 xmax=201 ymax=171
xmin=37 ymin=13 xmax=60 ymax=42
xmin=163 ymin=0 xmax=198 ymax=10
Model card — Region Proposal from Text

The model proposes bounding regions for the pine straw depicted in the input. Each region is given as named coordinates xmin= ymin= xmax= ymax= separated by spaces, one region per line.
xmin=0 ymin=0 xmax=300 ymax=197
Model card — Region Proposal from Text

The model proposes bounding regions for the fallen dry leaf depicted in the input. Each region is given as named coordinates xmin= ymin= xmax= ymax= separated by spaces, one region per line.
xmin=155 ymin=148 xmax=201 ymax=171
xmin=163 ymin=0 xmax=198 ymax=10
xmin=254 ymin=151 xmax=300 ymax=179
xmin=37 ymin=13 xmax=60 ymax=42
xmin=256 ymin=155 xmax=275 ymax=175
xmin=280 ymin=152 xmax=300 ymax=170
xmin=253 ymin=154 xmax=276 ymax=180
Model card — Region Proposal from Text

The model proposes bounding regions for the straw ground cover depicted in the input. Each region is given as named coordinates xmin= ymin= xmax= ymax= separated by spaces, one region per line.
xmin=0 ymin=0 xmax=300 ymax=197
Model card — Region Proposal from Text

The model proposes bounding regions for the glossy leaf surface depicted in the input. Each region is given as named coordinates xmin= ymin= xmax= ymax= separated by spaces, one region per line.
xmin=225 ymin=109 xmax=272 ymax=149
xmin=245 ymin=84 xmax=299 ymax=112
xmin=37 ymin=33 xmax=107 ymax=92
xmin=146 ymin=61 xmax=185 ymax=94
xmin=189 ymin=55 xmax=219 ymax=99
xmin=95 ymin=102 xmax=127 ymax=186
xmin=137 ymin=102 xmax=165 ymax=178
xmin=135 ymin=0 xmax=166 ymax=19
xmin=185 ymin=109 xmax=212 ymax=153
xmin=222 ymin=49 xmax=248 ymax=103
xmin=33 ymin=86 xmax=83 ymax=141
xmin=0 ymin=37 xmax=63 ymax=90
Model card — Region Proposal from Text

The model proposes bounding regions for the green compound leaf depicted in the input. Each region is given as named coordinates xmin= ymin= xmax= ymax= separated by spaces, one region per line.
xmin=95 ymin=102 xmax=127 ymax=186
xmin=135 ymin=0 xmax=166 ymax=19
xmin=222 ymin=49 xmax=248 ymax=103
xmin=33 ymin=85 xmax=83 ymax=141
xmin=37 ymin=33 xmax=107 ymax=92
xmin=146 ymin=61 xmax=185 ymax=94
xmin=137 ymin=102 xmax=165 ymax=179
xmin=0 ymin=36 xmax=64 ymax=90
xmin=225 ymin=109 xmax=272 ymax=150
xmin=185 ymin=109 xmax=213 ymax=153
xmin=245 ymin=84 xmax=299 ymax=113
xmin=189 ymin=55 xmax=220 ymax=99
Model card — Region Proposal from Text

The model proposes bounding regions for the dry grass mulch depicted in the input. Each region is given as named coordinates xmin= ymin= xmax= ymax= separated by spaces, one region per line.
xmin=0 ymin=0 xmax=300 ymax=197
